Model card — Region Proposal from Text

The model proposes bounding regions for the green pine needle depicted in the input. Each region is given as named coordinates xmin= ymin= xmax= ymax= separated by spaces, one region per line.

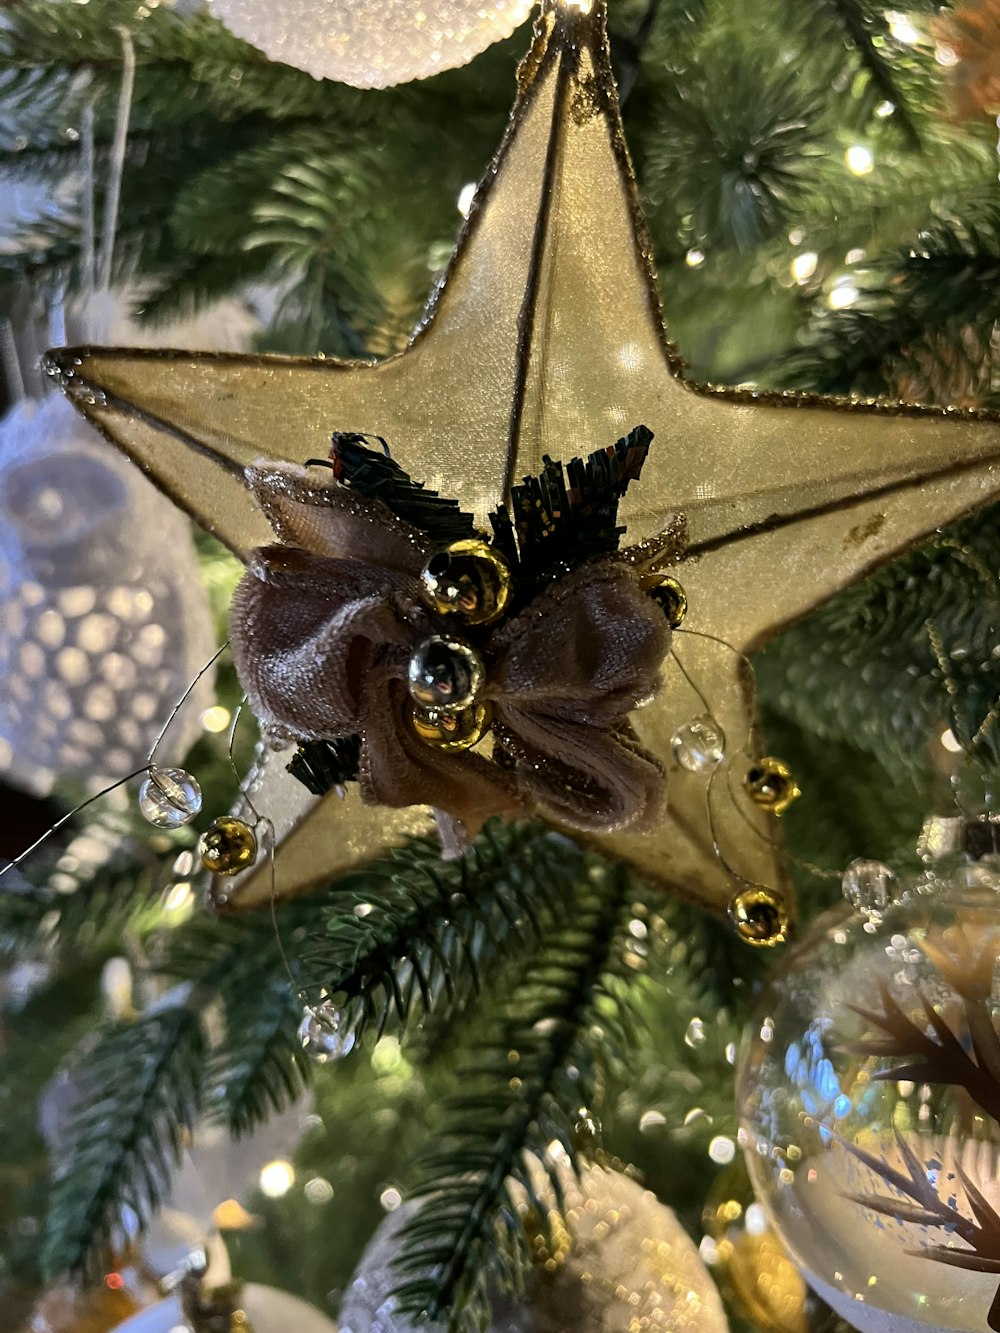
xmin=297 ymin=821 xmax=579 ymax=1046
xmin=41 ymin=1000 xmax=206 ymax=1280
xmin=390 ymin=863 xmax=635 ymax=1331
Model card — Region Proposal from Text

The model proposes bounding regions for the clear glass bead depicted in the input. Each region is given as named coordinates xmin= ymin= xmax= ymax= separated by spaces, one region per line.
xmin=841 ymin=857 xmax=899 ymax=917
xmin=671 ymin=715 xmax=724 ymax=773
xmin=138 ymin=767 xmax=202 ymax=828
xmin=298 ymin=1003 xmax=358 ymax=1063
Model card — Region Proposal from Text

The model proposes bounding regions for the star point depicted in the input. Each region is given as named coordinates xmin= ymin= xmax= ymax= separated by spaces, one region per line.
xmin=46 ymin=0 xmax=1000 ymax=923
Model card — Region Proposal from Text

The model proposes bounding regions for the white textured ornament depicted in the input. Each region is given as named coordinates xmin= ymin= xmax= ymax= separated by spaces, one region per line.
xmin=0 ymin=395 xmax=214 ymax=794
xmin=109 ymin=1284 xmax=338 ymax=1333
xmin=209 ymin=0 xmax=535 ymax=88
xmin=339 ymin=1164 xmax=729 ymax=1332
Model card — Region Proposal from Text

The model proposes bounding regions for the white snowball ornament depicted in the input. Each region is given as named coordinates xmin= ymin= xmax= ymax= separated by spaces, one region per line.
xmin=737 ymin=866 xmax=1000 ymax=1333
xmin=110 ymin=1283 xmax=338 ymax=1333
xmin=340 ymin=1164 xmax=729 ymax=1332
xmin=210 ymin=0 xmax=535 ymax=89
xmin=0 ymin=394 xmax=214 ymax=794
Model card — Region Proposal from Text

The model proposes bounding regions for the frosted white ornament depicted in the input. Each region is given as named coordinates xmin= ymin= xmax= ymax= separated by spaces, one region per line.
xmin=138 ymin=767 xmax=203 ymax=828
xmin=210 ymin=0 xmax=535 ymax=89
xmin=0 ymin=395 xmax=214 ymax=795
xmin=840 ymin=856 xmax=900 ymax=916
xmin=109 ymin=1283 xmax=338 ymax=1332
xmin=671 ymin=715 xmax=725 ymax=773
xmin=340 ymin=1163 xmax=728 ymax=1332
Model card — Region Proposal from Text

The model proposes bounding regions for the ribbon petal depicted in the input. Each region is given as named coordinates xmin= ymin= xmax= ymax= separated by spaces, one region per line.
xmin=488 ymin=558 xmax=669 ymax=722
xmin=246 ymin=461 xmax=428 ymax=573
xmin=359 ymin=675 xmax=526 ymax=838
xmin=231 ymin=550 xmax=427 ymax=739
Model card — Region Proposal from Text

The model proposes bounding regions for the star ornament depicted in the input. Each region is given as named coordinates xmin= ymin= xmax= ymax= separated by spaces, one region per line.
xmin=46 ymin=0 xmax=1000 ymax=927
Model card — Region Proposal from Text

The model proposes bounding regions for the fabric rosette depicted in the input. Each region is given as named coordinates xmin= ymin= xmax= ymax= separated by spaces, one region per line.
xmin=231 ymin=450 xmax=682 ymax=853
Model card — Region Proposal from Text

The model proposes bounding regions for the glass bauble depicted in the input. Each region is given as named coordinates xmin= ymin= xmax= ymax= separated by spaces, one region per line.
xmin=737 ymin=868 xmax=1000 ymax=1333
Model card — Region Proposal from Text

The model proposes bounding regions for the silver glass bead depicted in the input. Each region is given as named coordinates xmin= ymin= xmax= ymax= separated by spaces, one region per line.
xmin=407 ymin=635 xmax=484 ymax=713
xmin=138 ymin=766 xmax=202 ymax=828
xmin=841 ymin=857 xmax=900 ymax=917
xmin=671 ymin=715 xmax=725 ymax=773
xmin=298 ymin=1003 xmax=358 ymax=1063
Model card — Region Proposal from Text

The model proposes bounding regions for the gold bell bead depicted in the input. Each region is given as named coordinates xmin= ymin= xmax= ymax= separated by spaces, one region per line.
xmin=644 ymin=573 xmax=687 ymax=628
xmin=198 ymin=816 xmax=258 ymax=876
xmin=744 ymin=756 xmax=800 ymax=815
xmin=729 ymin=887 xmax=789 ymax=947
xmin=419 ymin=538 xmax=513 ymax=627
xmin=411 ymin=700 xmax=492 ymax=751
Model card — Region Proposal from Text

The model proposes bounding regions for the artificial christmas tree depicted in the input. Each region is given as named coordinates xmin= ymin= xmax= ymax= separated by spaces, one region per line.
xmin=3 ymin=2 xmax=1000 ymax=1331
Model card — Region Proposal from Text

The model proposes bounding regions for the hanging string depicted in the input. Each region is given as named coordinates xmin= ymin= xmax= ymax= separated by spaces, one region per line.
xmin=80 ymin=98 xmax=97 ymax=305
xmin=96 ymin=26 xmax=136 ymax=299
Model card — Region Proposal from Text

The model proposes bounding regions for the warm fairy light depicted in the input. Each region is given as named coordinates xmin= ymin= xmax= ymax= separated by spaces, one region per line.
xmin=845 ymin=144 xmax=874 ymax=176
xmin=380 ymin=1186 xmax=402 ymax=1211
xmin=708 ymin=1135 xmax=736 ymax=1164
xmin=790 ymin=251 xmax=818 ymax=283
xmin=164 ymin=881 xmax=194 ymax=913
xmin=685 ymin=247 xmax=705 ymax=268
xmin=259 ymin=1159 xmax=295 ymax=1197
xmin=887 ymin=12 xmax=920 ymax=45
xmin=876 ymin=100 xmax=895 ymax=118
xmin=745 ymin=1203 xmax=768 ymax=1235
xmin=457 ymin=182 xmax=476 ymax=217
xmin=935 ymin=43 xmax=958 ymax=67
xmin=200 ymin=704 xmax=231 ymax=733
xmin=212 ymin=1198 xmax=255 ymax=1229
xmin=845 ymin=247 xmax=865 ymax=264
xmin=828 ymin=278 xmax=859 ymax=309
xmin=941 ymin=727 xmax=963 ymax=753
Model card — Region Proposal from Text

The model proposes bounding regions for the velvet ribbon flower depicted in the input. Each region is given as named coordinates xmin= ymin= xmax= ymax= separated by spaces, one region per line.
xmin=231 ymin=462 xmax=677 ymax=853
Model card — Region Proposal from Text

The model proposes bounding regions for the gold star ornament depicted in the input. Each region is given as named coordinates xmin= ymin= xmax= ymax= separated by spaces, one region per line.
xmin=46 ymin=0 xmax=1000 ymax=926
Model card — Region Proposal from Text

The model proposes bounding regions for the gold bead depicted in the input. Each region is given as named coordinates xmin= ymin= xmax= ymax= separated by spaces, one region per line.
xmin=729 ymin=887 xmax=789 ymax=946
xmin=198 ymin=816 xmax=258 ymax=876
xmin=744 ymin=756 xmax=800 ymax=815
xmin=411 ymin=700 xmax=492 ymax=751
xmin=420 ymin=538 xmax=513 ymax=626
xmin=645 ymin=574 xmax=687 ymax=628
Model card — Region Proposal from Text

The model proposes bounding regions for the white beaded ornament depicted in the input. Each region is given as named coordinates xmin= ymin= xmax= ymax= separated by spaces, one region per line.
xmin=0 ymin=394 xmax=214 ymax=793
xmin=210 ymin=0 xmax=535 ymax=89
xmin=109 ymin=1283 xmax=339 ymax=1333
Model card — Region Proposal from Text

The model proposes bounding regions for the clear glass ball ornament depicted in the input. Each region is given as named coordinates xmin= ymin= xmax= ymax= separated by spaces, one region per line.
xmin=671 ymin=715 xmax=725 ymax=773
xmin=737 ymin=865 xmax=1000 ymax=1333
xmin=841 ymin=856 xmax=901 ymax=918
xmin=137 ymin=767 xmax=202 ymax=828
xmin=298 ymin=1002 xmax=359 ymax=1063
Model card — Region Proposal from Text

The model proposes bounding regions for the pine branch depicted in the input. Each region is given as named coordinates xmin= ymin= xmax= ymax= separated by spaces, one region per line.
xmin=213 ymin=972 xmax=309 ymax=1138
xmin=822 ymin=0 xmax=920 ymax=148
xmin=41 ymin=998 xmax=206 ymax=1279
xmin=390 ymin=863 xmax=634 ymax=1330
xmin=296 ymin=822 xmax=578 ymax=1045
